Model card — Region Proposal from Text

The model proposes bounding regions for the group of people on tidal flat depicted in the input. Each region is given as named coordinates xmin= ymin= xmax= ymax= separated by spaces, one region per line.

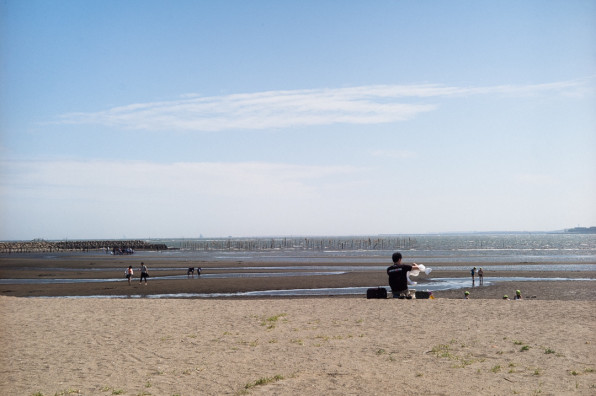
xmin=111 ymin=247 xmax=135 ymax=255
xmin=124 ymin=263 xmax=202 ymax=284
xmin=387 ymin=251 xmax=525 ymax=300
xmin=124 ymin=262 xmax=149 ymax=285
xmin=122 ymin=252 xmax=524 ymax=299
xmin=470 ymin=266 xmax=484 ymax=285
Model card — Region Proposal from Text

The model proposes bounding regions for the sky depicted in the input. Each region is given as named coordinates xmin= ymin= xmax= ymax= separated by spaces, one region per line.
xmin=1 ymin=0 xmax=595 ymax=240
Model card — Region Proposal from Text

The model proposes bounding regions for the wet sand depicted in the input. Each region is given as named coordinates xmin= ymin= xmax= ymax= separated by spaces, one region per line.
xmin=0 ymin=253 xmax=595 ymax=300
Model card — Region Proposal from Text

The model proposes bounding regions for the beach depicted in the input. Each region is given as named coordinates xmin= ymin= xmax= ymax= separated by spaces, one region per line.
xmin=1 ymin=251 xmax=595 ymax=395
xmin=1 ymin=297 xmax=595 ymax=395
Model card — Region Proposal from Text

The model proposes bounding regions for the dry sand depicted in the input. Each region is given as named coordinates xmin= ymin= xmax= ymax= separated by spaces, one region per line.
xmin=1 ymin=296 xmax=594 ymax=396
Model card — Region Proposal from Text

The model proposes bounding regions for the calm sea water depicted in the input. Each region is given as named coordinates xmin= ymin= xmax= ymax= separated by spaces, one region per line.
xmin=151 ymin=233 xmax=596 ymax=264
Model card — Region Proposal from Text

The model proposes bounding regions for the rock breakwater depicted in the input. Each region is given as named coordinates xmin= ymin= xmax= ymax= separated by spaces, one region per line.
xmin=0 ymin=240 xmax=168 ymax=253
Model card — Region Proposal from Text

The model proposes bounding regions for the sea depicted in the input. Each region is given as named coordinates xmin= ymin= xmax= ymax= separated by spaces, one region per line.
xmin=150 ymin=233 xmax=596 ymax=265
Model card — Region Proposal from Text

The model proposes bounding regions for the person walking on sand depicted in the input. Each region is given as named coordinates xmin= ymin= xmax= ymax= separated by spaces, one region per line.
xmin=478 ymin=267 xmax=484 ymax=285
xmin=125 ymin=265 xmax=133 ymax=285
xmin=139 ymin=262 xmax=149 ymax=285
xmin=387 ymin=252 xmax=420 ymax=299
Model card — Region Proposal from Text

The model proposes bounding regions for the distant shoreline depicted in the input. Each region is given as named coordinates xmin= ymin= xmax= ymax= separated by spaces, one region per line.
xmin=564 ymin=226 xmax=596 ymax=234
xmin=3 ymin=227 xmax=595 ymax=244
xmin=1 ymin=230 xmax=595 ymax=253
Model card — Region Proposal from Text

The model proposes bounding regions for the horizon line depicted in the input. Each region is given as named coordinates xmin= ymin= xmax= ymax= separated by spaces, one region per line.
xmin=3 ymin=228 xmax=594 ymax=243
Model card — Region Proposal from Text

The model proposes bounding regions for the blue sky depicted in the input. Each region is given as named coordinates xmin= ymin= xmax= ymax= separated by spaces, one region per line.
xmin=1 ymin=0 xmax=595 ymax=240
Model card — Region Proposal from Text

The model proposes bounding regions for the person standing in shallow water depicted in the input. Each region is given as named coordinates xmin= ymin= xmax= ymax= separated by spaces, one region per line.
xmin=478 ymin=267 xmax=484 ymax=285
xmin=471 ymin=267 xmax=476 ymax=285
xmin=139 ymin=262 xmax=149 ymax=285
xmin=387 ymin=252 xmax=420 ymax=299
xmin=125 ymin=265 xmax=133 ymax=285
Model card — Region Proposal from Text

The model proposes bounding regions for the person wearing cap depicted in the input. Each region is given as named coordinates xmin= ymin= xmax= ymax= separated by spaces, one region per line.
xmin=464 ymin=291 xmax=470 ymax=299
xmin=387 ymin=252 xmax=420 ymax=299
xmin=514 ymin=290 xmax=522 ymax=300
xmin=503 ymin=295 xmax=510 ymax=300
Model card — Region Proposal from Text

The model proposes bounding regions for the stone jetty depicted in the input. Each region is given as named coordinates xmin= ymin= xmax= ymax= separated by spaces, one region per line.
xmin=0 ymin=240 xmax=168 ymax=254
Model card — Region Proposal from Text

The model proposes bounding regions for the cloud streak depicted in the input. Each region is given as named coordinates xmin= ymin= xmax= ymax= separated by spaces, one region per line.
xmin=0 ymin=160 xmax=363 ymax=201
xmin=55 ymin=79 xmax=589 ymax=132
xmin=0 ymin=159 xmax=372 ymax=238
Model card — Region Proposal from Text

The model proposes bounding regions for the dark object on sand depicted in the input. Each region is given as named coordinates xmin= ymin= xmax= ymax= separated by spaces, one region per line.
xmin=366 ymin=287 xmax=388 ymax=299
xmin=415 ymin=291 xmax=432 ymax=299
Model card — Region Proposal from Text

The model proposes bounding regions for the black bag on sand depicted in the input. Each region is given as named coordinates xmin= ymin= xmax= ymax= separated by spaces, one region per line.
xmin=366 ymin=287 xmax=388 ymax=299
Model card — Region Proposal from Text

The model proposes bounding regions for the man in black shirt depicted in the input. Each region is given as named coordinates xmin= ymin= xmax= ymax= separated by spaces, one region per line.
xmin=387 ymin=252 xmax=420 ymax=299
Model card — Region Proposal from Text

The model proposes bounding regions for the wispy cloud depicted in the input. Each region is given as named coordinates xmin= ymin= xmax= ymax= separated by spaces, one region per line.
xmin=0 ymin=159 xmax=371 ymax=237
xmin=0 ymin=160 xmax=363 ymax=201
xmin=55 ymin=79 xmax=589 ymax=132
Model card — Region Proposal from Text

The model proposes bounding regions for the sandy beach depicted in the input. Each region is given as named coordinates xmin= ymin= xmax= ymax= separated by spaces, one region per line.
xmin=1 ymin=297 xmax=595 ymax=396
xmin=1 ymin=252 xmax=595 ymax=395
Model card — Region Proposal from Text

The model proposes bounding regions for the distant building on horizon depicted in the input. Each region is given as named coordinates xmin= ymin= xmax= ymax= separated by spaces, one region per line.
xmin=564 ymin=227 xmax=596 ymax=234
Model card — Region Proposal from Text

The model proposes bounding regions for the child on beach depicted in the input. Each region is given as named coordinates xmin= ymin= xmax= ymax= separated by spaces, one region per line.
xmin=125 ymin=266 xmax=133 ymax=285
xmin=514 ymin=290 xmax=522 ymax=300
xmin=464 ymin=291 xmax=470 ymax=299
xmin=471 ymin=267 xmax=476 ymax=284
xmin=478 ymin=268 xmax=484 ymax=285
